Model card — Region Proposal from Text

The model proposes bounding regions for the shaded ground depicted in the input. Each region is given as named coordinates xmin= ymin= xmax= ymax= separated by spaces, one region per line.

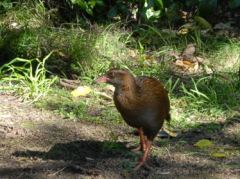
xmin=0 ymin=94 xmax=239 ymax=179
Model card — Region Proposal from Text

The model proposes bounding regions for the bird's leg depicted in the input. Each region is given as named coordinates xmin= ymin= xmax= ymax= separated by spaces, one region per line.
xmin=139 ymin=128 xmax=147 ymax=151
xmin=132 ymin=128 xmax=146 ymax=152
xmin=134 ymin=139 xmax=152 ymax=170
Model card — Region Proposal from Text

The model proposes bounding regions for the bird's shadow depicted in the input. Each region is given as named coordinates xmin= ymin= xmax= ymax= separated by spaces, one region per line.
xmin=13 ymin=140 xmax=133 ymax=163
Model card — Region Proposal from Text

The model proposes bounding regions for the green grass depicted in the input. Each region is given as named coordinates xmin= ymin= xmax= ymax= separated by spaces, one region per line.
xmin=181 ymin=74 xmax=239 ymax=111
xmin=31 ymin=69 xmax=239 ymax=132
xmin=0 ymin=1 xmax=239 ymax=132
xmin=0 ymin=1 xmax=50 ymax=32
xmin=2 ymin=31 xmax=237 ymax=129
xmin=34 ymin=85 xmax=124 ymax=124
xmin=0 ymin=24 xmax=132 ymax=80
xmin=0 ymin=2 xmax=240 ymax=177
xmin=34 ymin=87 xmax=88 ymax=120
xmin=168 ymin=73 xmax=239 ymax=130
xmin=0 ymin=52 xmax=57 ymax=103
xmin=201 ymin=38 xmax=240 ymax=72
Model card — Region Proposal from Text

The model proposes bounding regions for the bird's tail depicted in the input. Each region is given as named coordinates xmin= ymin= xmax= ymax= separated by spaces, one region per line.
xmin=165 ymin=113 xmax=171 ymax=122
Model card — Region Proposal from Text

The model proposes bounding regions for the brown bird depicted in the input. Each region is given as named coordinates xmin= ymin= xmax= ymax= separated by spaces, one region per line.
xmin=96 ymin=69 xmax=171 ymax=170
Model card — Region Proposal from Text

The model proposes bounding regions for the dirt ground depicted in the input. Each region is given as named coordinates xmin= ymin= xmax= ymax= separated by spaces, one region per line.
xmin=0 ymin=94 xmax=239 ymax=179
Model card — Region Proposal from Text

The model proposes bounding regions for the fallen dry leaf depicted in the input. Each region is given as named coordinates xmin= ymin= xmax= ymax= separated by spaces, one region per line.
xmin=128 ymin=49 xmax=138 ymax=58
xmin=211 ymin=152 xmax=226 ymax=158
xmin=181 ymin=43 xmax=196 ymax=60
xmin=145 ymin=55 xmax=155 ymax=62
xmin=182 ymin=60 xmax=195 ymax=66
xmin=194 ymin=139 xmax=214 ymax=149
xmin=177 ymin=28 xmax=189 ymax=35
xmin=71 ymin=86 xmax=92 ymax=97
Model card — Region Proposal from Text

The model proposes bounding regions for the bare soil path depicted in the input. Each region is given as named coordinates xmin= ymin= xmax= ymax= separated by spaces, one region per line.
xmin=0 ymin=94 xmax=239 ymax=178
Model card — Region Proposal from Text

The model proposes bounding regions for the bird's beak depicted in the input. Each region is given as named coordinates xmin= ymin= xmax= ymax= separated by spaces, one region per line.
xmin=96 ymin=76 xmax=110 ymax=83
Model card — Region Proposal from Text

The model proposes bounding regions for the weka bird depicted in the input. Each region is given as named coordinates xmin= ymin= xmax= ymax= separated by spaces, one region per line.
xmin=96 ymin=69 xmax=171 ymax=170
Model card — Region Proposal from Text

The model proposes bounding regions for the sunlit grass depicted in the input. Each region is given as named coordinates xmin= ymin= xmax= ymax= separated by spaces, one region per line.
xmin=0 ymin=0 xmax=50 ymax=29
xmin=203 ymin=39 xmax=240 ymax=72
xmin=0 ymin=52 xmax=57 ymax=103
xmin=0 ymin=3 xmax=239 ymax=130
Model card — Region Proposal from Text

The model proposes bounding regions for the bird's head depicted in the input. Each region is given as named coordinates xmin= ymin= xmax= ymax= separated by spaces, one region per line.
xmin=96 ymin=68 xmax=133 ymax=87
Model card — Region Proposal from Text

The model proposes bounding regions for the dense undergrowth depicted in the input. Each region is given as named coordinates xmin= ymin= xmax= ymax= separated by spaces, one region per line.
xmin=0 ymin=1 xmax=239 ymax=131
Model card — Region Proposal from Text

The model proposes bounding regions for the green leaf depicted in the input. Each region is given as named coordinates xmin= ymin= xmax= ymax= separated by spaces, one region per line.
xmin=70 ymin=0 xmax=85 ymax=7
xmin=88 ymin=0 xmax=96 ymax=9
xmin=194 ymin=16 xmax=212 ymax=30
xmin=70 ymin=0 xmax=94 ymax=15
xmin=154 ymin=0 xmax=164 ymax=9
xmin=86 ymin=7 xmax=93 ymax=15
xmin=96 ymin=0 xmax=104 ymax=6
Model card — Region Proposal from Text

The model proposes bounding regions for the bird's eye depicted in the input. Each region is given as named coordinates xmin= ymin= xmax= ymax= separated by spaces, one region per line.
xmin=108 ymin=72 xmax=114 ymax=77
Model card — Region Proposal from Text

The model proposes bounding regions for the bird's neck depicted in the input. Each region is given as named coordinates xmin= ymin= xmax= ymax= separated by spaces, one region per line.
xmin=115 ymin=76 xmax=138 ymax=98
